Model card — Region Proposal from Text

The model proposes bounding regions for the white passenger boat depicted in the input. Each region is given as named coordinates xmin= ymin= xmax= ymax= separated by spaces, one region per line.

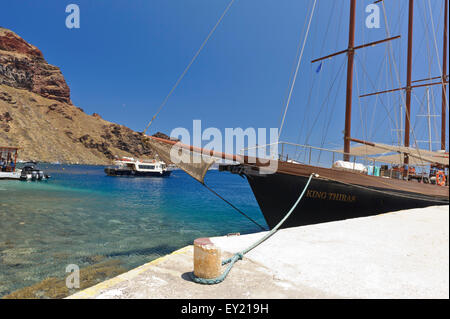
xmin=104 ymin=157 xmax=171 ymax=177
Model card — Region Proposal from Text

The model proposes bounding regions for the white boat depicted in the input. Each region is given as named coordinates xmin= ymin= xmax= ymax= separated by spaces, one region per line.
xmin=19 ymin=162 xmax=50 ymax=181
xmin=1 ymin=147 xmax=50 ymax=181
xmin=0 ymin=146 xmax=20 ymax=180
xmin=104 ymin=157 xmax=172 ymax=177
xmin=0 ymin=170 xmax=21 ymax=180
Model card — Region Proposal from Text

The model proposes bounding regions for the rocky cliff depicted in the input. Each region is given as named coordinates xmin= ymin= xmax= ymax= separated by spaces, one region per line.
xmin=0 ymin=28 xmax=71 ymax=104
xmin=0 ymin=27 xmax=157 ymax=164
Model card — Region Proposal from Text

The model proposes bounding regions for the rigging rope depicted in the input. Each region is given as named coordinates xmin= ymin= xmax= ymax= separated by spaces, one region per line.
xmin=354 ymin=55 xmax=405 ymax=146
xmin=277 ymin=0 xmax=311 ymax=135
xmin=278 ymin=0 xmax=317 ymax=140
xmin=192 ymin=173 xmax=316 ymax=285
xmin=380 ymin=1 xmax=426 ymax=161
xmin=294 ymin=1 xmax=344 ymax=160
xmin=419 ymin=0 xmax=445 ymax=147
xmin=143 ymin=0 xmax=235 ymax=135
xmin=427 ymin=0 xmax=449 ymax=112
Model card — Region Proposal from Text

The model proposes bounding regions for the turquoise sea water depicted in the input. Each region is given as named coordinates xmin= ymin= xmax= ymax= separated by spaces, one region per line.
xmin=0 ymin=164 xmax=266 ymax=297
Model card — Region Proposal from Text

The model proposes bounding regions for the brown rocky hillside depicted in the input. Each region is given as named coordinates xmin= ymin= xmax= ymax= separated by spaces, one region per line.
xmin=0 ymin=27 xmax=158 ymax=164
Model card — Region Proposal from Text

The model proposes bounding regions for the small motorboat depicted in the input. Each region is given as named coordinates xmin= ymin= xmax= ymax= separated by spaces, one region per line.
xmin=19 ymin=162 xmax=50 ymax=181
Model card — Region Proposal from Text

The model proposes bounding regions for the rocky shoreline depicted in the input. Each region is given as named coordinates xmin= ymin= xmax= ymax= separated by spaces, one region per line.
xmin=0 ymin=27 xmax=163 ymax=164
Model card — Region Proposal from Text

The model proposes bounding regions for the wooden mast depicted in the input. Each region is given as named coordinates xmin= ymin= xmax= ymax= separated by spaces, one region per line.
xmin=311 ymin=0 xmax=399 ymax=161
xmin=404 ymin=0 xmax=414 ymax=166
xmin=343 ymin=0 xmax=356 ymax=162
xmin=442 ymin=0 xmax=448 ymax=151
xmin=359 ymin=0 xmax=449 ymax=155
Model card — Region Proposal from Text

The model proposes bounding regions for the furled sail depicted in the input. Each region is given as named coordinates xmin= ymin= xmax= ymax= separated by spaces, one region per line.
xmin=145 ymin=136 xmax=216 ymax=184
xmin=343 ymin=139 xmax=449 ymax=166
xmin=366 ymin=153 xmax=445 ymax=166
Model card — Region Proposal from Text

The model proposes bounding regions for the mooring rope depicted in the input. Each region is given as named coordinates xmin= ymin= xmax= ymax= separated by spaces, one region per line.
xmin=202 ymin=183 xmax=268 ymax=231
xmin=192 ymin=173 xmax=316 ymax=285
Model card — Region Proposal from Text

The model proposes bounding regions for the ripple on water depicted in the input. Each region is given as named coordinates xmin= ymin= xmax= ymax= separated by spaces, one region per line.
xmin=0 ymin=165 xmax=265 ymax=298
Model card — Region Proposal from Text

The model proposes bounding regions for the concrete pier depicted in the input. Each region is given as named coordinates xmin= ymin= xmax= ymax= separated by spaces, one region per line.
xmin=67 ymin=205 xmax=449 ymax=299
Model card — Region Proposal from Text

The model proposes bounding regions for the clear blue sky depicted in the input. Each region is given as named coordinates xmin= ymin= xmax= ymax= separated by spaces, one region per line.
xmin=1 ymin=0 xmax=448 ymax=152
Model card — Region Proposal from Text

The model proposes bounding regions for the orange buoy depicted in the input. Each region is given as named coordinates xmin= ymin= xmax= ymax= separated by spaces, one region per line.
xmin=436 ymin=171 xmax=446 ymax=186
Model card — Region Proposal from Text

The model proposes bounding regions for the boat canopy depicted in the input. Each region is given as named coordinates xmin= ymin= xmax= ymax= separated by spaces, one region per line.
xmin=0 ymin=146 xmax=19 ymax=160
xmin=0 ymin=146 xmax=19 ymax=172
xmin=367 ymin=153 xmax=446 ymax=166
xmin=0 ymin=146 xmax=19 ymax=152
xmin=343 ymin=142 xmax=449 ymax=166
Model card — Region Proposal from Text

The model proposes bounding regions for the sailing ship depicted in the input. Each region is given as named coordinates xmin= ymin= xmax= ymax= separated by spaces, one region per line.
xmin=146 ymin=0 xmax=449 ymax=229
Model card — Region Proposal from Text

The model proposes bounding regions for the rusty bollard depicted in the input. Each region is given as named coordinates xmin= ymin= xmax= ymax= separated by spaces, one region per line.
xmin=193 ymin=238 xmax=221 ymax=279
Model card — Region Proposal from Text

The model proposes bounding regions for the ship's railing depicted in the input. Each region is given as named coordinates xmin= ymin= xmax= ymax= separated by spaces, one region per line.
xmin=241 ymin=141 xmax=349 ymax=166
xmin=239 ymin=141 xmax=432 ymax=179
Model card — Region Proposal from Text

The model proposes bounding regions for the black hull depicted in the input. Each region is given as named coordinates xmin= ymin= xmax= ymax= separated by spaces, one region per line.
xmin=221 ymin=166 xmax=448 ymax=229
xmin=104 ymin=168 xmax=171 ymax=177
